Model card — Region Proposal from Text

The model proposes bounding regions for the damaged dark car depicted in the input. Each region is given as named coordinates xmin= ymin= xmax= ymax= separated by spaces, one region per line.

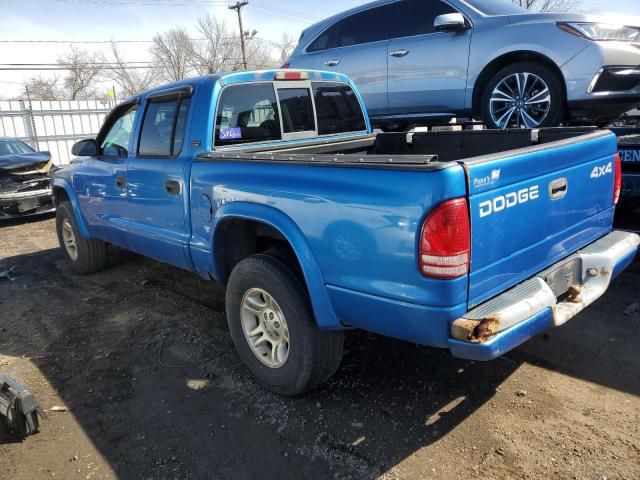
xmin=0 ymin=138 xmax=56 ymax=219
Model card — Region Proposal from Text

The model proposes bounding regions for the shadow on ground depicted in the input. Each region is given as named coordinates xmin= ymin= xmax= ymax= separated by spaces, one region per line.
xmin=0 ymin=241 xmax=638 ymax=478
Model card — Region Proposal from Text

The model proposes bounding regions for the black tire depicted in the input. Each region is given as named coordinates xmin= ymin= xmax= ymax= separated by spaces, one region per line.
xmin=481 ymin=61 xmax=565 ymax=129
xmin=55 ymin=201 xmax=107 ymax=274
xmin=225 ymin=252 xmax=344 ymax=396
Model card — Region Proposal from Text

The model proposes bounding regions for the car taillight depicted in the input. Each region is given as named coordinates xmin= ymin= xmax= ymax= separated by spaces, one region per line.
xmin=419 ymin=198 xmax=470 ymax=279
xmin=280 ymin=63 xmax=291 ymax=69
xmin=613 ymin=153 xmax=622 ymax=205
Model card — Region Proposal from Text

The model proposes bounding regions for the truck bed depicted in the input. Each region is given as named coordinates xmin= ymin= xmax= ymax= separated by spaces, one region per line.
xmin=201 ymin=127 xmax=603 ymax=168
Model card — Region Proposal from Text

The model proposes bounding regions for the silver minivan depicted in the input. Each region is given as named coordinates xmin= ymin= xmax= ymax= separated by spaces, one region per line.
xmin=285 ymin=0 xmax=640 ymax=129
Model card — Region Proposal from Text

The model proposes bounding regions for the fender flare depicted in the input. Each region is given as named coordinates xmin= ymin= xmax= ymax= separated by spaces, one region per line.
xmin=51 ymin=178 xmax=91 ymax=238
xmin=212 ymin=202 xmax=342 ymax=329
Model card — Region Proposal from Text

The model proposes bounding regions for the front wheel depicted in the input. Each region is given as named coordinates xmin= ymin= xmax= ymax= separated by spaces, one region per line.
xmin=225 ymin=253 xmax=344 ymax=396
xmin=481 ymin=62 xmax=565 ymax=129
xmin=56 ymin=201 xmax=107 ymax=274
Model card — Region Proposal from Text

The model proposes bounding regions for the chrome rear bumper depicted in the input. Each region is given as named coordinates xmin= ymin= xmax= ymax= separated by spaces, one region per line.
xmin=449 ymin=230 xmax=639 ymax=360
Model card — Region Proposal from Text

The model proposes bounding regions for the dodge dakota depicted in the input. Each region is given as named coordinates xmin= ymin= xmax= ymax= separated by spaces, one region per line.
xmin=52 ymin=70 xmax=639 ymax=395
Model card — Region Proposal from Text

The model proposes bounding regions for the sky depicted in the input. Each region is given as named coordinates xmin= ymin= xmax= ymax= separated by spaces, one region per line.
xmin=1 ymin=0 xmax=640 ymax=98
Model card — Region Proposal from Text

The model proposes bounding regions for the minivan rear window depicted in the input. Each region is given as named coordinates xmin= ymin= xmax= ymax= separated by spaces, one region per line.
xmin=312 ymin=82 xmax=366 ymax=135
xmin=307 ymin=4 xmax=389 ymax=52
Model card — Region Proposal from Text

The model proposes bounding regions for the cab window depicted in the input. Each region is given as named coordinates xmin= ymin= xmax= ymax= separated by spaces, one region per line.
xmin=312 ymin=82 xmax=366 ymax=135
xmin=138 ymin=95 xmax=191 ymax=157
xmin=100 ymin=105 xmax=137 ymax=157
xmin=215 ymin=84 xmax=281 ymax=146
xmin=277 ymin=88 xmax=315 ymax=133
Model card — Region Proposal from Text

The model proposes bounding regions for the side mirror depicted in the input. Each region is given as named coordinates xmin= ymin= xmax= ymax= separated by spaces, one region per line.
xmin=434 ymin=13 xmax=467 ymax=32
xmin=71 ymin=139 xmax=98 ymax=157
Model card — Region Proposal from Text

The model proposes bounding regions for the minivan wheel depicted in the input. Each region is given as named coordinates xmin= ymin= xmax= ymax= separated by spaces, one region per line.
xmin=225 ymin=252 xmax=344 ymax=396
xmin=482 ymin=62 xmax=564 ymax=129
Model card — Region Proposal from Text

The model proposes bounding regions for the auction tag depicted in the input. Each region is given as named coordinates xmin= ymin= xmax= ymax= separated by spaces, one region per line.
xmin=220 ymin=127 xmax=242 ymax=140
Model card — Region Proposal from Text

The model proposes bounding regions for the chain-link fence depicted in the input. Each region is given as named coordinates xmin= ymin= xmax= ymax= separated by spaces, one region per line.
xmin=0 ymin=98 xmax=115 ymax=165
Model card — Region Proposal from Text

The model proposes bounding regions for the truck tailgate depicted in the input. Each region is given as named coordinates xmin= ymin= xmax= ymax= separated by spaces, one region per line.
xmin=463 ymin=131 xmax=618 ymax=306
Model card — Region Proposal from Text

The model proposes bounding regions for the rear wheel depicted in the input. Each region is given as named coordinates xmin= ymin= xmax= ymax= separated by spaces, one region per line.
xmin=482 ymin=62 xmax=564 ymax=129
xmin=225 ymin=252 xmax=344 ymax=396
xmin=56 ymin=201 xmax=107 ymax=274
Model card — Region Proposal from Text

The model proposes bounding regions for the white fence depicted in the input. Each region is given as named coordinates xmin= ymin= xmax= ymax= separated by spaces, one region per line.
xmin=0 ymin=99 xmax=115 ymax=165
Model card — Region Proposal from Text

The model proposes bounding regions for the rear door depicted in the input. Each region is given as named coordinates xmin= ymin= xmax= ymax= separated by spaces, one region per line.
xmin=294 ymin=4 xmax=391 ymax=117
xmin=386 ymin=0 xmax=471 ymax=114
xmin=124 ymin=86 xmax=193 ymax=269
xmin=463 ymin=131 xmax=617 ymax=306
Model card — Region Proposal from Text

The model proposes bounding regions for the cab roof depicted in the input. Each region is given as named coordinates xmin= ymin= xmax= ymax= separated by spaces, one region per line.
xmin=125 ymin=69 xmax=352 ymax=104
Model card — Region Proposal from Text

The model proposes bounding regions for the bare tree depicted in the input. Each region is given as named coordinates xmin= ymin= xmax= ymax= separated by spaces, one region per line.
xmin=510 ymin=0 xmax=580 ymax=12
xmin=244 ymin=37 xmax=278 ymax=70
xmin=189 ymin=15 xmax=239 ymax=75
xmin=57 ymin=46 xmax=102 ymax=100
xmin=276 ymin=33 xmax=296 ymax=65
xmin=103 ymin=41 xmax=156 ymax=96
xmin=24 ymin=76 xmax=62 ymax=101
xmin=150 ymin=27 xmax=193 ymax=82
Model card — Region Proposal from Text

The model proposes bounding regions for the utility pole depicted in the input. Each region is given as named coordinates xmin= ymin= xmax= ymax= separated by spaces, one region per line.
xmin=228 ymin=1 xmax=249 ymax=70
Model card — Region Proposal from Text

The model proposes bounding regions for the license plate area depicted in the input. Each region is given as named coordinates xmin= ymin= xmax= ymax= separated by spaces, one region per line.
xmin=17 ymin=198 xmax=40 ymax=212
xmin=543 ymin=257 xmax=583 ymax=298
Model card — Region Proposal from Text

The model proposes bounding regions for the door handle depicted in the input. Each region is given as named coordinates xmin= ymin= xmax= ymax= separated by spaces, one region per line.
xmin=116 ymin=175 xmax=126 ymax=189
xmin=165 ymin=180 xmax=181 ymax=196
xmin=389 ymin=49 xmax=410 ymax=58
xmin=324 ymin=59 xmax=340 ymax=67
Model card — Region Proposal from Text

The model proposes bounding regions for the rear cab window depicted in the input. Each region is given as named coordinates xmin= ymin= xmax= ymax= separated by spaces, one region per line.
xmin=214 ymin=84 xmax=281 ymax=146
xmin=214 ymin=79 xmax=366 ymax=148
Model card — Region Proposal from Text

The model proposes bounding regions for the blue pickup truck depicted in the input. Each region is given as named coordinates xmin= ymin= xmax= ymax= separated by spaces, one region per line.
xmin=52 ymin=70 xmax=639 ymax=395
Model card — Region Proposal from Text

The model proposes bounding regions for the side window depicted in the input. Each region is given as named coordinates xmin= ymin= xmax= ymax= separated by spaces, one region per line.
xmin=307 ymin=22 xmax=341 ymax=52
xmin=277 ymin=88 xmax=315 ymax=134
xmin=312 ymin=82 xmax=366 ymax=135
xmin=306 ymin=5 xmax=389 ymax=52
xmin=390 ymin=0 xmax=458 ymax=39
xmin=337 ymin=6 xmax=389 ymax=47
xmin=100 ymin=105 xmax=137 ymax=157
xmin=215 ymin=84 xmax=281 ymax=146
xmin=138 ymin=95 xmax=191 ymax=157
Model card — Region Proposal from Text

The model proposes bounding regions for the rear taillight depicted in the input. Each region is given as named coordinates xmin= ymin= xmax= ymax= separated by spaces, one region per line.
xmin=280 ymin=63 xmax=291 ymax=69
xmin=419 ymin=198 xmax=471 ymax=279
xmin=613 ymin=153 xmax=622 ymax=205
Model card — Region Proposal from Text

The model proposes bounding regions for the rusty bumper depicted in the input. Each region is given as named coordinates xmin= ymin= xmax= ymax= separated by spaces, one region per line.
xmin=449 ymin=230 xmax=640 ymax=361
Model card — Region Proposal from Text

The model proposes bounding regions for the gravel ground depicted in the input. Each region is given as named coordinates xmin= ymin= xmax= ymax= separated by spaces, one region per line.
xmin=1 ymin=215 xmax=639 ymax=480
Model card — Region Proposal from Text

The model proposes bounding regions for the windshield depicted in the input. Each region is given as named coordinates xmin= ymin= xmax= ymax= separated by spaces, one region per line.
xmin=0 ymin=140 xmax=35 ymax=156
xmin=461 ymin=0 xmax=527 ymax=15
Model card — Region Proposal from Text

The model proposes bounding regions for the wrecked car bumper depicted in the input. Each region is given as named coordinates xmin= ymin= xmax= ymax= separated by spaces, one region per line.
xmin=449 ymin=230 xmax=640 ymax=361
xmin=0 ymin=187 xmax=55 ymax=219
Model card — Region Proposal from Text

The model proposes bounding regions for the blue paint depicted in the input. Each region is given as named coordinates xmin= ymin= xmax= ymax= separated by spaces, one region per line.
xmin=53 ymin=71 xmax=638 ymax=363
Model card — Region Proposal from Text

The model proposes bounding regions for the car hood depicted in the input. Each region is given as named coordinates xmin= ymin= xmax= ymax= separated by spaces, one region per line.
xmin=507 ymin=12 xmax=640 ymax=28
xmin=0 ymin=152 xmax=52 ymax=173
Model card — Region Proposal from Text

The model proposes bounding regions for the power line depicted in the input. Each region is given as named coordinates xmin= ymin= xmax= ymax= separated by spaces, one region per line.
xmin=0 ymin=39 xmax=154 ymax=44
xmin=48 ymin=0 xmax=317 ymax=23
xmin=0 ymin=37 xmax=289 ymax=47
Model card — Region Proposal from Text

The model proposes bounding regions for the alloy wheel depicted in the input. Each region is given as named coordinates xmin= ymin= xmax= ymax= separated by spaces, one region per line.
xmin=240 ymin=288 xmax=290 ymax=368
xmin=61 ymin=218 xmax=78 ymax=261
xmin=489 ymin=72 xmax=551 ymax=129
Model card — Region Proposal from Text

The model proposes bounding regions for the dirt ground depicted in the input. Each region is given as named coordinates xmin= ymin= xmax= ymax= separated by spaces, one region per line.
xmin=0 ymin=215 xmax=639 ymax=480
